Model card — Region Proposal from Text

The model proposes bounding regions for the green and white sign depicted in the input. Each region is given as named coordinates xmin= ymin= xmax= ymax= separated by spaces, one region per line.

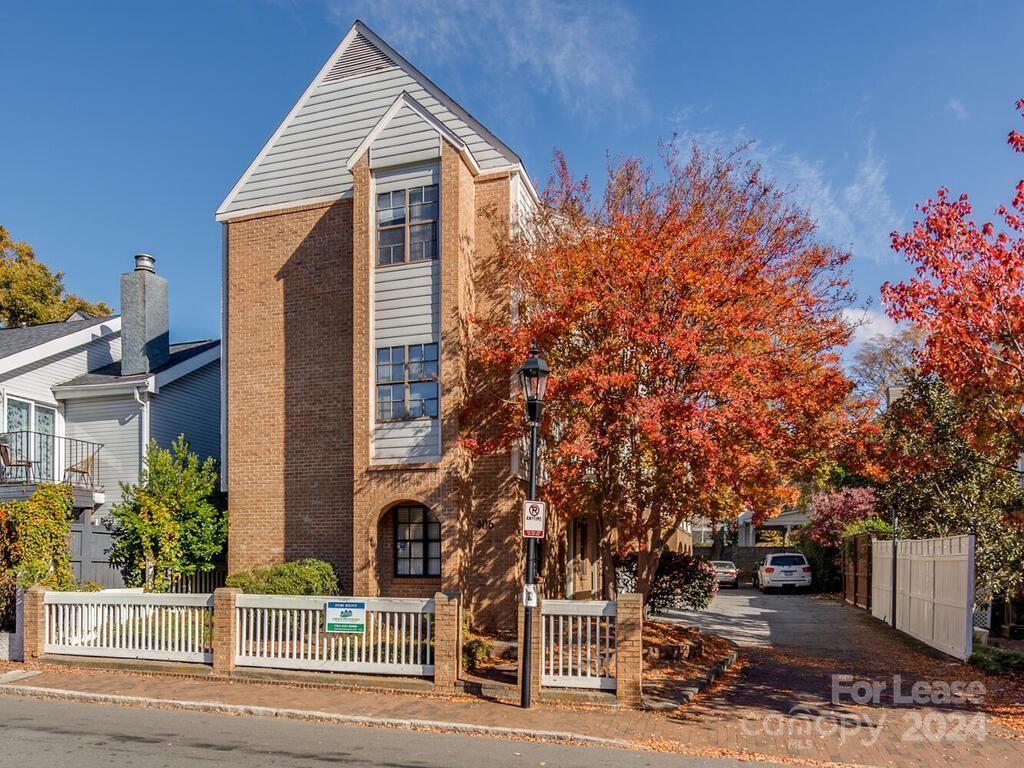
xmin=325 ymin=600 xmax=366 ymax=634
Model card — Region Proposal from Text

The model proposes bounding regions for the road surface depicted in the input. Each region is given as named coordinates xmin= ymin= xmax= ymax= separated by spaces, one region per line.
xmin=0 ymin=695 xmax=789 ymax=768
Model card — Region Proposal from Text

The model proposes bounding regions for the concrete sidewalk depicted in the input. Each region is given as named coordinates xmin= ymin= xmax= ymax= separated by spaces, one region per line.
xmin=1 ymin=660 xmax=1022 ymax=768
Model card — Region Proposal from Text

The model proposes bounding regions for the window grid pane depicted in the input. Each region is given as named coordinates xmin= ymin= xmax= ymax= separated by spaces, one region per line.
xmin=376 ymin=183 xmax=438 ymax=266
xmin=393 ymin=506 xmax=441 ymax=579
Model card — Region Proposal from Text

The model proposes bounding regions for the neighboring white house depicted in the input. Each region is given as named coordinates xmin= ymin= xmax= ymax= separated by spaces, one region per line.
xmin=692 ymin=509 xmax=809 ymax=547
xmin=0 ymin=254 xmax=221 ymax=527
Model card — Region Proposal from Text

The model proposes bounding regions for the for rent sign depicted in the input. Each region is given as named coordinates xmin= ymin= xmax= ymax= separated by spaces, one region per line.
xmin=522 ymin=500 xmax=546 ymax=539
xmin=325 ymin=600 xmax=366 ymax=633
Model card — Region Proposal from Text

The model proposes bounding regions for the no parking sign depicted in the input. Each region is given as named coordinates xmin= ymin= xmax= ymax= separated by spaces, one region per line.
xmin=522 ymin=501 xmax=546 ymax=539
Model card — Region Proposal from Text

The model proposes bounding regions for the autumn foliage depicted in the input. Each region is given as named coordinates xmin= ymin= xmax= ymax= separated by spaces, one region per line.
xmin=882 ymin=98 xmax=1024 ymax=453
xmin=464 ymin=145 xmax=864 ymax=596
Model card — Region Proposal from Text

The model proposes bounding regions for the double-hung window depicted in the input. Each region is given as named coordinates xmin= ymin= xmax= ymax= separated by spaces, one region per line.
xmin=376 ymin=184 xmax=438 ymax=266
xmin=376 ymin=342 xmax=439 ymax=421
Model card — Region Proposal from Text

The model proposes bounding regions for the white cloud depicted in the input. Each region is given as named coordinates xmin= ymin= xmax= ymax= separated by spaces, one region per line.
xmin=947 ymin=98 xmax=969 ymax=121
xmin=842 ymin=308 xmax=899 ymax=349
xmin=673 ymin=126 xmax=902 ymax=264
xmin=326 ymin=0 xmax=641 ymax=115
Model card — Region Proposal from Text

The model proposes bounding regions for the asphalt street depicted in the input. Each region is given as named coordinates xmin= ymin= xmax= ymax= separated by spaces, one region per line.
xmin=0 ymin=695 xmax=790 ymax=768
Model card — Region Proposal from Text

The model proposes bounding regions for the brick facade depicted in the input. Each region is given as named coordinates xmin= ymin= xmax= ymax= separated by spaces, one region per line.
xmin=225 ymin=138 xmax=542 ymax=631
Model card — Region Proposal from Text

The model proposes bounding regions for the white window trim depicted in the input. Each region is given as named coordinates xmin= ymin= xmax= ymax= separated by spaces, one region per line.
xmin=1 ymin=389 xmax=66 ymax=483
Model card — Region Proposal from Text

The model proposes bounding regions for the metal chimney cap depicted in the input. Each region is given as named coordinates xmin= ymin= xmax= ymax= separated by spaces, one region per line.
xmin=134 ymin=253 xmax=156 ymax=273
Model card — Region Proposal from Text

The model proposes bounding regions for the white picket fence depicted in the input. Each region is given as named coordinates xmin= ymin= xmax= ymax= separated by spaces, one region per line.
xmin=43 ymin=591 xmax=214 ymax=662
xmin=541 ymin=599 xmax=616 ymax=690
xmin=872 ymin=534 xmax=975 ymax=660
xmin=234 ymin=595 xmax=435 ymax=676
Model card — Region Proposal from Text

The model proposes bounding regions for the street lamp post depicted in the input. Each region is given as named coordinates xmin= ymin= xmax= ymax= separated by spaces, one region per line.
xmin=518 ymin=344 xmax=549 ymax=709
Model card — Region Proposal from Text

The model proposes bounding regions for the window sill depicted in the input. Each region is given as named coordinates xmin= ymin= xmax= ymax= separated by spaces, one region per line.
xmin=392 ymin=575 xmax=442 ymax=581
xmin=368 ymin=460 xmax=442 ymax=471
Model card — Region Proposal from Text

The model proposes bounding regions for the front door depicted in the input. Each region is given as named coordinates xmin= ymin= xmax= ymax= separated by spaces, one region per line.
xmin=567 ymin=517 xmax=600 ymax=599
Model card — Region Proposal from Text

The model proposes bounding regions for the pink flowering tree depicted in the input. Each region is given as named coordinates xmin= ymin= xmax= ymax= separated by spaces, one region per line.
xmin=805 ymin=487 xmax=879 ymax=550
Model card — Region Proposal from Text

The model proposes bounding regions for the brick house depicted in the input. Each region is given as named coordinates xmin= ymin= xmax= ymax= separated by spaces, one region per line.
xmin=216 ymin=20 xmax=584 ymax=629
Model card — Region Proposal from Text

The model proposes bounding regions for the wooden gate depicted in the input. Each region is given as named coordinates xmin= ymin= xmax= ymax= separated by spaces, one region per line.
xmin=69 ymin=511 xmax=124 ymax=588
xmin=843 ymin=532 xmax=872 ymax=609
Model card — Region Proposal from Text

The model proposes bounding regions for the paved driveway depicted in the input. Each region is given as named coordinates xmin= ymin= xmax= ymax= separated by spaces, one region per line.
xmin=659 ymin=588 xmax=1024 ymax=766
xmin=664 ymin=586 xmax=866 ymax=652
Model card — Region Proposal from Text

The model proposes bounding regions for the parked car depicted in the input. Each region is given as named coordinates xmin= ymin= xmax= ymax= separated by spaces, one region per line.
xmin=758 ymin=553 xmax=812 ymax=592
xmin=711 ymin=560 xmax=740 ymax=588
xmin=751 ymin=557 xmax=766 ymax=588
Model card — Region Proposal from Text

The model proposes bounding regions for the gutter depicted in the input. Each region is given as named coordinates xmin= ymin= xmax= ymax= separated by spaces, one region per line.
xmin=133 ymin=385 xmax=150 ymax=470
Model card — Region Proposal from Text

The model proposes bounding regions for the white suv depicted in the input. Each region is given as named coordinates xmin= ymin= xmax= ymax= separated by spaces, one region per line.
xmin=758 ymin=553 xmax=812 ymax=592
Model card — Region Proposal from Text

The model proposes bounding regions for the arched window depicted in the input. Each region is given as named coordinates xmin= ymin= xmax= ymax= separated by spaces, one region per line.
xmin=394 ymin=505 xmax=441 ymax=577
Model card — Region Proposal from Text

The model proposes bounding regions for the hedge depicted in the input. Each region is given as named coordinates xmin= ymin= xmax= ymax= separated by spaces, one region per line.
xmin=225 ymin=559 xmax=339 ymax=595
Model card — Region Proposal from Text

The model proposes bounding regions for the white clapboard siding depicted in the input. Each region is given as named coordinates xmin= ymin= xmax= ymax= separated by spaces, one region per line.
xmin=871 ymin=535 xmax=975 ymax=660
xmin=541 ymin=600 xmax=617 ymax=690
xmin=221 ymin=22 xmax=520 ymax=216
xmin=370 ymin=104 xmax=441 ymax=169
xmin=64 ymin=395 xmax=144 ymax=513
xmin=149 ymin=359 xmax=221 ymax=464
xmin=43 ymin=591 xmax=214 ymax=663
xmin=0 ymin=333 xmax=120 ymax=406
xmin=372 ymin=255 xmax=441 ymax=462
xmin=234 ymin=595 xmax=435 ymax=676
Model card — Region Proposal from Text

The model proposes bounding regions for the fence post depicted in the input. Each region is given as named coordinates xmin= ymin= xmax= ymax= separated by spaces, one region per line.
xmin=432 ymin=591 xmax=461 ymax=692
xmin=21 ymin=585 xmax=50 ymax=663
xmin=615 ymin=593 xmax=644 ymax=707
xmin=212 ymin=587 xmax=239 ymax=674
xmin=517 ymin=594 xmax=542 ymax=704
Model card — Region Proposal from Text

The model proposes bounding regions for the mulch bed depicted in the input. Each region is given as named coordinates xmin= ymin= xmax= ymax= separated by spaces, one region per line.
xmin=642 ymin=620 xmax=735 ymax=705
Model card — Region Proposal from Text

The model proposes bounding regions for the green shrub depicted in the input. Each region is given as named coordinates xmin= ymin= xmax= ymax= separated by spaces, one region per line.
xmin=109 ymin=436 xmax=226 ymax=592
xmin=462 ymin=637 xmax=493 ymax=671
xmin=969 ymin=644 xmax=1024 ymax=676
xmin=797 ymin=536 xmax=842 ymax=592
xmin=225 ymin=559 xmax=339 ymax=595
xmin=616 ymin=552 xmax=718 ymax=612
xmin=842 ymin=516 xmax=892 ymax=538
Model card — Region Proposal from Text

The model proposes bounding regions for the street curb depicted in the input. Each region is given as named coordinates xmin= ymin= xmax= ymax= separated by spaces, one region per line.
xmin=0 ymin=683 xmax=634 ymax=748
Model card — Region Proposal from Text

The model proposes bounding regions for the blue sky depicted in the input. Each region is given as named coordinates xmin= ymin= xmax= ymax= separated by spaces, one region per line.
xmin=2 ymin=1 xmax=1022 ymax=351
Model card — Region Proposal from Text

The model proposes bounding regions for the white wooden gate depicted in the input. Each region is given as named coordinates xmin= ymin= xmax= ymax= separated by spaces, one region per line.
xmin=541 ymin=599 xmax=616 ymax=690
xmin=871 ymin=534 xmax=975 ymax=660
xmin=234 ymin=595 xmax=435 ymax=676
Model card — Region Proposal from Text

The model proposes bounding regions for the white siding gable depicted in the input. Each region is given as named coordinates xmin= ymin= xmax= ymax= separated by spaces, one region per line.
xmin=217 ymin=21 xmax=523 ymax=219
xmin=370 ymin=103 xmax=441 ymax=169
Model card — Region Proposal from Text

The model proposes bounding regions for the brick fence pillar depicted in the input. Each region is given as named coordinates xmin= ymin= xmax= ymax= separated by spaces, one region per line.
xmin=432 ymin=591 xmax=461 ymax=692
xmin=517 ymin=594 xmax=543 ymax=704
xmin=212 ymin=587 xmax=240 ymax=674
xmin=615 ymin=593 xmax=644 ymax=707
xmin=21 ymin=585 xmax=49 ymax=663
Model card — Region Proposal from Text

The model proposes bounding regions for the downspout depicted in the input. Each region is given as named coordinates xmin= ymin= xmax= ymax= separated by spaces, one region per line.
xmin=133 ymin=385 xmax=150 ymax=474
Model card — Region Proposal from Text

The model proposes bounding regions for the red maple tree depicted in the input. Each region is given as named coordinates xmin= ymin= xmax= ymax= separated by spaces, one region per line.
xmin=883 ymin=98 xmax=1024 ymax=454
xmin=464 ymin=146 xmax=865 ymax=598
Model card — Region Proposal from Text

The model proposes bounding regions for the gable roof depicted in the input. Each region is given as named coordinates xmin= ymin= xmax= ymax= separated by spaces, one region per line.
xmin=217 ymin=20 xmax=535 ymax=220
xmin=0 ymin=314 xmax=121 ymax=376
xmin=54 ymin=340 xmax=221 ymax=393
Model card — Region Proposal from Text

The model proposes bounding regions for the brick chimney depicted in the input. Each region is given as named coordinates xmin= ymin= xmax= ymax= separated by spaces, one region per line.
xmin=120 ymin=253 xmax=169 ymax=375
